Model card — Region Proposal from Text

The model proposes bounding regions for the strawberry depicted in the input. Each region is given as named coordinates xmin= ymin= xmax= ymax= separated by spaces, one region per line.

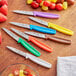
xmin=0 ymin=4 xmax=8 ymax=15
xmin=0 ymin=13 xmax=7 ymax=22
xmin=0 ymin=0 xmax=8 ymax=6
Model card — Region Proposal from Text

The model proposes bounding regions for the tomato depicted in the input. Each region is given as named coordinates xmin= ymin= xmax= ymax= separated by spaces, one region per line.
xmin=12 ymin=69 xmax=19 ymax=76
xmin=28 ymin=74 xmax=34 ymax=76
xmin=24 ymin=69 xmax=31 ymax=75
xmin=43 ymin=1 xmax=50 ymax=7
xmin=41 ymin=5 xmax=48 ymax=11
xmin=0 ymin=13 xmax=7 ymax=22
xmin=36 ymin=0 xmax=42 ymax=3
xmin=49 ymin=2 xmax=56 ymax=10
xmin=31 ymin=1 xmax=39 ymax=8
xmin=0 ymin=4 xmax=8 ymax=15
xmin=55 ymin=3 xmax=63 ymax=11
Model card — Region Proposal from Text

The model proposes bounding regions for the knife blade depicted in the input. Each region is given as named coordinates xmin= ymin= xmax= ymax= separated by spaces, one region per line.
xmin=13 ymin=10 xmax=60 ymax=19
xmin=11 ymin=28 xmax=53 ymax=52
xmin=7 ymin=46 xmax=52 ymax=68
xmin=25 ymin=32 xmax=71 ymax=45
xmin=29 ymin=17 xmax=74 ymax=36
xmin=2 ymin=28 xmax=41 ymax=57
xmin=10 ymin=22 xmax=56 ymax=34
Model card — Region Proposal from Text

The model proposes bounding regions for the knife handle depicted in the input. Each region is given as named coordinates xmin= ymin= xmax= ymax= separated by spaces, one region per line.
xmin=30 ymin=24 xmax=56 ymax=34
xmin=45 ymin=35 xmax=71 ymax=44
xmin=48 ymin=22 xmax=74 ymax=36
xmin=33 ymin=11 xmax=60 ymax=19
xmin=28 ymin=36 xmax=53 ymax=52
xmin=18 ymin=38 xmax=41 ymax=57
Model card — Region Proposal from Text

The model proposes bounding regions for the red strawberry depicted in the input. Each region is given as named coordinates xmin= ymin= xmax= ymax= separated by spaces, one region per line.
xmin=0 ymin=31 xmax=2 ymax=44
xmin=0 ymin=4 xmax=8 ymax=15
xmin=0 ymin=13 xmax=7 ymax=22
xmin=0 ymin=0 xmax=8 ymax=6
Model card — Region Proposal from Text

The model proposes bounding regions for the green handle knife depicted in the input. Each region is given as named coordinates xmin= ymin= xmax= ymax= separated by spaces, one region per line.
xmin=2 ymin=28 xmax=41 ymax=57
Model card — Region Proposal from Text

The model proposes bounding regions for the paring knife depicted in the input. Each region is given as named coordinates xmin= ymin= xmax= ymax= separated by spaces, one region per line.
xmin=2 ymin=28 xmax=41 ymax=57
xmin=10 ymin=22 xmax=56 ymax=34
xmin=29 ymin=17 xmax=74 ymax=36
xmin=7 ymin=46 xmax=52 ymax=68
xmin=11 ymin=28 xmax=53 ymax=52
xmin=13 ymin=10 xmax=60 ymax=19
xmin=25 ymin=32 xmax=71 ymax=45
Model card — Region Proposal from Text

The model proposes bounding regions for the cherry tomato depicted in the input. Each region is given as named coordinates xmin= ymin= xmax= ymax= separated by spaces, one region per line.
xmin=55 ymin=3 xmax=63 ymax=11
xmin=28 ymin=74 xmax=34 ymax=76
xmin=31 ymin=1 xmax=39 ymax=8
xmin=67 ymin=0 xmax=74 ymax=6
xmin=49 ymin=2 xmax=56 ymax=10
xmin=24 ymin=69 xmax=31 ymax=75
xmin=12 ymin=69 xmax=19 ymax=76
xmin=36 ymin=0 xmax=42 ymax=3
xmin=43 ymin=1 xmax=50 ymax=7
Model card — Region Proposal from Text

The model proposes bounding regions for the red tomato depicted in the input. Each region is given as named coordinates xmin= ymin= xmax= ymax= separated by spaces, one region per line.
xmin=12 ymin=69 xmax=19 ymax=76
xmin=0 ymin=0 xmax=8 ymax=6
xmin=31 ymin=1 xmax=39 ymax=8
xmin=43 ymin=1 xmax=50 ymax=7
xmin=28 ymin=74 xmax=34 ymax=76
xmin=36 ymin=0 xmax=42 ymax=3
xmin=0 ymin=4 xmax=8 ymax=15
xmin=0 ymin=13 xmax=7 ymax=22
xmin=49 ymin=2 xmax=56 ymax=10
xmin=24 ymin=69 xmax=31 ymax=75
xmin=55 ymin=3 xmax=63 ymax=11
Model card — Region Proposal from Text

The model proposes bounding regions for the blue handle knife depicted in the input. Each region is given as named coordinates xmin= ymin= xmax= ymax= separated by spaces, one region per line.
xmin=10 ymin=22 xmax=56 ymax=34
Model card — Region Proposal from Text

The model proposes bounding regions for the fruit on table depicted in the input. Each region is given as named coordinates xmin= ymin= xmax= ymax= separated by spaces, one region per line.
xmin=0 ymin=13 xmax=7 ymax=22
xmin=0 ymin=0 xmax=8 ymax=6
xmin=31 ymin=1 xmax=39 ymax=8
xmin=51 ymin=0 xmax=57 ymax=3
xmin=42 ymin=5 xmax=48 ymax=11
xmin=0 ymin=4 xmax=8 ymax=15
xmin=0 ymin=0 xmax=8 ymax=22
xmin=40 ymin=1 xmax=44 ymax=6
xmin=27 ymin=0 xmax=33 ymax=4
xmin=43 ymin=1 xmax=50 ymax=6
xmin=56 ymin=0 xmax=64 ymax=3
xmin=66 ymin=0 xmax=74 ymax=5
xmin=36 ymin=0 xmax=42 ymax=3
xmin=55 ymin=3 xmax=63 ymax=11
xmin=27 ymin=0 xmax=74 ymax=11
xmin=63 ymin=2 xmax=68 ymax=9
xmin=49 ymin=2 xmax=56 ymax=10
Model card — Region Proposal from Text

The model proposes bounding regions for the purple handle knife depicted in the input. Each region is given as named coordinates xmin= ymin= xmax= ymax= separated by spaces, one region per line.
xmin=13 ymin=10 xmax=60 ymax=19
xmin=33 ymin=11 xmax=60 ymax=19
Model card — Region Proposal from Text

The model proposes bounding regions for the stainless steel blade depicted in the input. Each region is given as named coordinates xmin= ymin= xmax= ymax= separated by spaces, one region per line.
xmin=6 ymin=46 xmax=28 ymax=58
xmin=26 ymin=53 xmax=52 ymax=68
xmin=2 ymin=28 xmax=19 ymax=41
xmin=11 ymin=28 xmax=29 ymax=40
xmin=7 ymin=46 xmax=52 ymax=68
xmin=10 ymin=22 xmax=30 ymax=29
xmin=25 ymin=32 xmax=46 ymax=39
xmin=29 ymin=17 xmax=48 ymax=26
xmin=13 ymin=10 xmax=33 ymax=15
